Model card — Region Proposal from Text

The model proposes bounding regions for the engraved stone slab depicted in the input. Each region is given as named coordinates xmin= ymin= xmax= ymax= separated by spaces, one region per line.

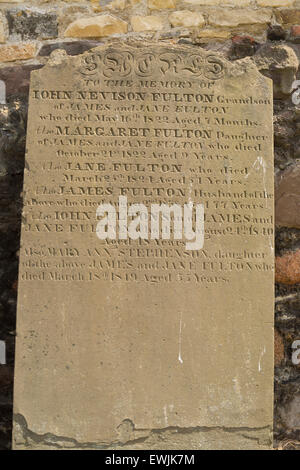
xmin=13 ymin=42 xmax=274 ymax=450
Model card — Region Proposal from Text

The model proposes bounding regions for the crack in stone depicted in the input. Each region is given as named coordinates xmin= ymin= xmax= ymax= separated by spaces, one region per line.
xmin=13 ymin=414 xmax=273 ymax=450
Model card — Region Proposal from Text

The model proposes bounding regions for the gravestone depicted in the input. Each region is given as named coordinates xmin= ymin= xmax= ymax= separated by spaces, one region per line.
xmin=13 ymin=42 xmax=274 ymax=450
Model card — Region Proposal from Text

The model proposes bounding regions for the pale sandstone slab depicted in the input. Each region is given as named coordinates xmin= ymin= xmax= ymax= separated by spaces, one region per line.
xmin=131 ymin=15 xmax=165 ymax=31
xmin=0 ymin=43 xmax=36 ymax=62
xmin=64 ymin=15 xmax=128 ymax=38
xmin=209 ymin=9 xmax=273 ymax=27
xmin=107 ymin=0 xmax=127 ymax=10
xmin=169 ymin=10 xmax=205 ymax=27
xmin=257 ymin=0 xmax=295 ymax=6
xmin=13 ymin=42 xmax=274 ymax=450
xmin=148 ymin=0 xmax=176 ymax=9
xmin=197 ymin=28 xmax=231 ymax=38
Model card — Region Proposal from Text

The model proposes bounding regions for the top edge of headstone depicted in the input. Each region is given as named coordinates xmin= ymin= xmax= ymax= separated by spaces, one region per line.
xmin=31 ymin=40 xmax=272 ymax=87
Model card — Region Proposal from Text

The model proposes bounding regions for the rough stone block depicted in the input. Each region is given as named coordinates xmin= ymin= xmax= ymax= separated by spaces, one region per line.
xmin=276 ymin=163 xmax=300 ymax=228
xmin=131 ymin=15 xmax=165 ymax=31
xmin=64 ymin=15 xmax=128 ymax=38
xmin=169 ymin=10 xmax=205 ymax=27
xmin=252 ymin=44 xmax=299 ymax=96
xmin=276 ymin=250 xmax=300 ymax=284
xmin=148 ymin=0 xmax=176 ymax=9
xmin=209 ymin=9 xmax=272 ymax=27
xmin=257 ymin=0 xmax=295 ymax=6
xmin=6 ymin=8 xmax=58 ymax=40
xmin=0 ymin=44 xmax=36 ymax=63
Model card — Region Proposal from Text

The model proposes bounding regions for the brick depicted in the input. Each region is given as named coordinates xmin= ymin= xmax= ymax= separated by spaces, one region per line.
xmin=169 ymin=10 xmax=205 ymax=27
xmin=131 ymin=15 xmax=165 ymax=31
xmin=257 ymin=0 xmax=295 ymax=6
xmin=274 ymin=330 xmax=285 ymax=366
xmin=276 ymin=249 xmax=300 ymax=285
xmin=291 ymin=25 xmax=300 ymax=36
xmin=276 ymin=163 xmax=300 ymax=228
xmin=277 ymin=9 xmax=300 ymax=24
xmin=230 ymin=35 xmax=259 ymax=59
xmin=209 ymin=9 xmax=272 ymax=27
xmin=64 ymin=15 xmax=128 ymax=38
xmin=6 ymin=8 xmax=58 ymax=40
xmin=148 ymin=0 xmax=176 ymax=8
xmin=0 ymin=43 xmax=36 ymax=63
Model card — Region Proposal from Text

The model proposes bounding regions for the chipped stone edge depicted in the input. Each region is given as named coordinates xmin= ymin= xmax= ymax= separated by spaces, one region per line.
xmin=13 ymin=413 xmax=273 ymax=450
xmin=27 ymin=39 xmax=274 ymax=88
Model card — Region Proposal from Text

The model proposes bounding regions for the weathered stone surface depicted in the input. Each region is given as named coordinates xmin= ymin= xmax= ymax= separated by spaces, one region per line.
xmin=197 ymin=29 xmax=231 ymax=39
xmin=208 ymin=9 xmax=272 ymax=27
xmin=131 ymin=15 xmax=165 ymax=31
xmin=184 ymin=0 xmax=251 ymax=6
xmin=38 ymin=41 xmax=101 ymax=57
xmin=0 ymin=43 xmax=36 ymax=63
xmin=106 ymin=0 xmax=127 ymax=9
xmin=0 ymin=15 xmax=6 ymax=43
xmin=276 ymin=8 xmax=300 ymax=24
xmin=13 ymin=42 xmax=274 ymax=450
xmin=64 ymin=15 xmax=128 ymax=38
xmin=148 ymin=0 xmax=176 ymax=9
xmin=276 ymin=250 xmax=300 ymax=284
xmin=6 ymin=8 xmax=58 ymax=40
xmin=252 ymin=44 xmax=299 ymax=97
xmin=169 ymin=10 xmax=205 ymax=27
xmin=257 ymin=0 xmax=295 ymax=6
xmin=183 ymin=0 xmax=220 ymax=4
xmin=276 ymin=163 xmax=300 ymax=228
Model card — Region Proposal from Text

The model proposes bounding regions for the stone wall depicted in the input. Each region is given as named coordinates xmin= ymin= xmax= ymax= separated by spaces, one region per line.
xmin=0 ymin=0 xmax=299 ymax=450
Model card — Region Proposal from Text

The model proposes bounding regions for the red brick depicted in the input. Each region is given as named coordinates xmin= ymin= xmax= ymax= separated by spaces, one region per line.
xmin=276 ymin=249 xmax=300 ymax=285
xmin=276 ymin=163 xmax=300 ymax=229
xmin=291 ymin=25 xmax=300 ymax=36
